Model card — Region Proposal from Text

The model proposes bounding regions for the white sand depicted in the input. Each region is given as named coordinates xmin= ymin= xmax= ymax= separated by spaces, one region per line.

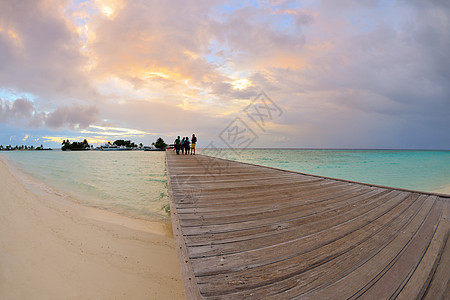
xmin=0 ymin=157 xmax=185 ymax=299
xmin=434 ymin=185 xmax=450 ymax=196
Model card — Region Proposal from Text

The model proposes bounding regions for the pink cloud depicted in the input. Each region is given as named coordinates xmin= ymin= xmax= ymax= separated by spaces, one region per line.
xmin=0 ymin=98 xmax=99 ymax=130
xmin=0 ymin=0 xmax=449 ymax=149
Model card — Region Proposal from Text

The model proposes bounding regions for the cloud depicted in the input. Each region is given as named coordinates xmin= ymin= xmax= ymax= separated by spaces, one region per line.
xmin=81 ymin=125 xmax=154 ymax=137
xmin=87 ymin=0 xmax=223 ymax=86
xmin=45 ymin=105 xmax=100 ymax=129
xmin=0 ymin=98 xmax=100 ymax=130
xmin=243 ymin=0 xmax=450 ymax=148
xmin=0 ymin=0 xmax=97 ymax=105
xmin=0 ymin=0 xmax=449 ymax=149
xmin=210 ymin=81 xmax=259 ymax=100
xmin=0 ymin=98 xmax=45 ymax=127
xmin=209 ymin=6 xmax=313 ymax=70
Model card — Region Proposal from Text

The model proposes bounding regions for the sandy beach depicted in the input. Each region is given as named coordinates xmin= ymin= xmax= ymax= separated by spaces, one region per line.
xmin=0 ymin=157 xmax=185 ymax=299
xmin=435 ymin=184 xmax=450 ymax=196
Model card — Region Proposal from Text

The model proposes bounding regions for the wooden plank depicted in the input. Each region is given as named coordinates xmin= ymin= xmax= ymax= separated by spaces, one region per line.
xmin=187 ymin=190 xmax=402 ymax=259
xmin=398 ymin=198 xmax=449 ymax=298
xmin=178 ymin=186 xmax=384 ymax=227
xmin=173 ymin=180 xmax=347 ymax=209
xmin=172 ymin=179 xmax=344 ymax=202
xmin=183 ymin=187 xmax=377 ymax=246
xmin=195 ymin=194 xmax=429 ymax=298
xmin=167 ymin=154 xmax=203 ymax=300
xmin=183 ymin=189 xmax=400 ymax=247
xmin=296 ymin=195 xmax=437 ymax=300
xmin=171 ymin=178 xmax=333 ymax=202
xmin=170 ymin=179 xmax=328 ymax=205
xmin=165 ymin=151 xmax=450 ymax=299
xmin=423 ymin=198 xmax=450 ymax=300
xmin=176 ymin=184 xmax=367 ymax=214
xmin=423 ymin=237 xmax=450 ymax=300
xmin=356 ymin=197 xmax=443 ymax=299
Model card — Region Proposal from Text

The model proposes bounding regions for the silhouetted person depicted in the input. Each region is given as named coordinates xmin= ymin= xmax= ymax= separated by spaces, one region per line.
xmin=191 ymin=134 xmax=197 ymax=155
xmin=174 ymin=136 xmax=181 ymax=155
xmin=180 ymin=137 xmax=185 ymax=154
xmin=184 ymin=137 xmax=190 ymax=155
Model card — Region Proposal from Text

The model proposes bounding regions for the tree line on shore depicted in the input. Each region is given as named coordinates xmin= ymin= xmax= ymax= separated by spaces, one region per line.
xmin=61 ymin=138 xmax=168 ymax=151
xmin=0 ymin=138 xmax=168 ymax=151
xmin=61 ymin=139 xmax=92 ymax=151
xmin=0 ymin=145 xmax=49 ymax=151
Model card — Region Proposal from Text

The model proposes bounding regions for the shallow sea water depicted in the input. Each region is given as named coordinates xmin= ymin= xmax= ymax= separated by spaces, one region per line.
xmin=198 ymin=149 xmax=450 ymax=194
xmin=2 ymin=149 xmax=449 ymax=220
xmin=1 ymin=150 xmax=169 ymax=220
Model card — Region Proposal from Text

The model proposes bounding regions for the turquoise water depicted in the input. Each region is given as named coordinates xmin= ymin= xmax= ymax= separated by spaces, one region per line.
xmin=1 ymin=151 xmax=169 ymax=220
xmin=1 ymin=149 xmax=449 ymax=221
xmin=198 ymin=149 xmax=450 ymax=194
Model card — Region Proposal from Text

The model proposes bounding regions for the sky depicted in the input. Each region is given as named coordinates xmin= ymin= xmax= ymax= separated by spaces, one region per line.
xmin=0 ymin=0 xmax=449 ymax=149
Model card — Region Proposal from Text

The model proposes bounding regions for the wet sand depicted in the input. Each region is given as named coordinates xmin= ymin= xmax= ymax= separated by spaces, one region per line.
xmin=0 ymin=157 xmax=185 ymax=299
xmin=435 ymin=184 xmax=450 ymax=196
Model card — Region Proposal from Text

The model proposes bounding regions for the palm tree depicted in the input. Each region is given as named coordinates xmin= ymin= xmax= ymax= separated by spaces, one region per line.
xmin=153 ymin=137 xmax=168 ymax=149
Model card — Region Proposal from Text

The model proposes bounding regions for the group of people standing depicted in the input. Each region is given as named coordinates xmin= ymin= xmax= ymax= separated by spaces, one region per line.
xmin=174 ymin=134 xmax=197 ymax=155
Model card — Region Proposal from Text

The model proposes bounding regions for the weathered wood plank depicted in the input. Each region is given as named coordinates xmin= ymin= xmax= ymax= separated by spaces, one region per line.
xmin=196 ymin=194 xmax=431 ymax=298
xmin=182 ymin=189 xmax=400 ymax=244
xmin=176 ymin=184 xmax=367 ymax=214
xmin=178 ymin=187 xmax=386 ymax=227
xmin=397 ymin=198 xmax=449 ymax=298
xmin=187 ymin=190 xmax=404 ymax=259
xmin=183 ymin=187 xmax=377 ymax=246
xmin=173 ymin=180 xmax=347 ymax=209
xmin=166 ymin=151 xmax=450 ymax=299
xmin=355 ymin=197 xmax=443 ymax=299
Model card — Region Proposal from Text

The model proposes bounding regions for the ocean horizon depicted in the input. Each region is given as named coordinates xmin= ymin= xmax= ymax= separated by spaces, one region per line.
xmin=1 ymin=148 xmax=449 ymax=220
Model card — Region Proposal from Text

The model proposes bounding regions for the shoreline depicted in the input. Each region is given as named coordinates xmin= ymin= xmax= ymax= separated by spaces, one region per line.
xmin=434 ymin=183 xmax=450 ymax=196
xmin=1 ymin=152 xmax=171 ymax=222
xmin=0 ymin=156 xmax=185 ymax=299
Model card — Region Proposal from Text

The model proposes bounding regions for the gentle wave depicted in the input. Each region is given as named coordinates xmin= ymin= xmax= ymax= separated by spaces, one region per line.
xmin=2 ymin=149 xmax=449 ymax=221
xmin=1 ymin=150 xmax=169 ymax=220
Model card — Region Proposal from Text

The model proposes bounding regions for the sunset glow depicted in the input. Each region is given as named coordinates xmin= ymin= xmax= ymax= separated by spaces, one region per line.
xmin=232 ymin=78 xmax=251 ymax=90
xmin=0 ymin=0 xmax=448 ymax=149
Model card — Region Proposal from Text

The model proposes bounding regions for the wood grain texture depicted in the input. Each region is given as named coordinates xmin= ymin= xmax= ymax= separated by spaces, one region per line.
xmin=166 ymin=151 xmax=450 ymax=299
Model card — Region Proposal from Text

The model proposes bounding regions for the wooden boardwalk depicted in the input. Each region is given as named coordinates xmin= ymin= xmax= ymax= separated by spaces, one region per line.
xmin=166 ymin=151 xmax=450 ymax=299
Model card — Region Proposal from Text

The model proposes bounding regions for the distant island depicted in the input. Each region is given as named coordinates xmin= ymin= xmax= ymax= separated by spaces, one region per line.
xmin=61 ymin=139 xmax=92 ymax=151
xmin=62 ymin=138 xmax=168 ymax=151
xmin=0 ymin=145 xmax=52 ymax=151
xmin=0 ymin=138 xmax=168 ymax=152
xmin=152 ymin=137 xmax=168 ymax=150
